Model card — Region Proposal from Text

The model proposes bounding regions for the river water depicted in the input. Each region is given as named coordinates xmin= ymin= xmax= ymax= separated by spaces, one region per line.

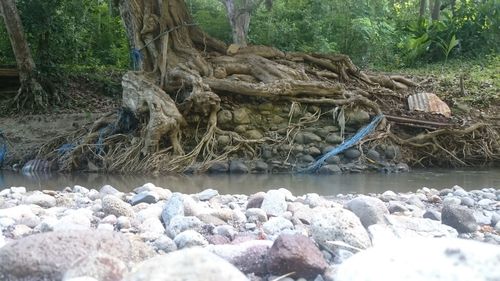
xmin=1 ymin=169 xmax=499 ymax=196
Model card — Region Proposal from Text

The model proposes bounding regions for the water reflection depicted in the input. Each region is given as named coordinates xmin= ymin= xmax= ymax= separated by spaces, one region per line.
xmin=0 ymin=169 xmax=499 ymax=196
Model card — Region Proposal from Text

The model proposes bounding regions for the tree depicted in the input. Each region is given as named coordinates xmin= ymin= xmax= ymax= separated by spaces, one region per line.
xmin=220 ymin=0 xmax=271 ymax=46
xmin=430 ymin=0 xmax=440 ymax=21
xmin=0 ymin=0 xmax=48 ymax=110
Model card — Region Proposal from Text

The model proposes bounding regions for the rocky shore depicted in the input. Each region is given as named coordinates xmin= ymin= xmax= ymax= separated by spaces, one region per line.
xmin=0 ymin=183 xmax=499 ymax=280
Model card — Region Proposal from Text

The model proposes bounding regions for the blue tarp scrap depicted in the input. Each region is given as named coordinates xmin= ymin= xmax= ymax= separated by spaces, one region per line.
xmin=301 ymin=115 xmax=384 ymax=173
xmin=0 ymin=130 xmax=7 ymax=167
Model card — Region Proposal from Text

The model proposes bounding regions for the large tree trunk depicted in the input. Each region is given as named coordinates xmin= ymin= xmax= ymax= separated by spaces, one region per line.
xmin=418 ymin=0 xmax=427 ymax=21
xmin=430 ymin=0 xmax=441 ymax=21
xmin=222 ymin=0 xmax=251 ymax=47
xmin=0 ymin=0 xmax=48 ymax=110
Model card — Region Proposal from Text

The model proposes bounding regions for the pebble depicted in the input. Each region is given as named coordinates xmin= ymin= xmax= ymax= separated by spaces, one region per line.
xmin=442 ymin=204 xmax=478 ymax=233
xmin=263 ymin=217 xmax=294 ymax=236
xmin=261 ymin=189 xmax=287 ymax=217
xmin=345 ymin=196 xmax=388 ymax=228
xmin=174 ymin=230 xmax=208 ymax=249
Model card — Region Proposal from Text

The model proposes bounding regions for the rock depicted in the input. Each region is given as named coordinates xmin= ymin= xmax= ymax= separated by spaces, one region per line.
xmin=173 ymin=230 xmax=208 ymax=249
xmin=11 ymin=224 xmax=32 ymax=238
xmin=233 ymin=108 xmax=251 ymax=124
xmin=384 ymin=145 xmax=398 ymax=160
xmin=130 ymin=191 xmax=159 ymax=205
xmin=325 ymin=134 xmax=343 ymax=144
xmin=24 ymin=192 xmax=56 ymax=208
xmin=168 ymin=216 xmax=203 ymax=237
xmin=306 ymin=147 xmax=322 ymax=156
xmin=244 ymin=129 xmax=264 ymax=139
xmin=197 ymin=188 xmax=219 ymax=201
xmin=246 ymin=208 xmax=268 ymax=223
xmin=311 ymin=207 xmax=371 ymax=250
xmin=368 ymin=215 xmax=457 ymax=245
xmin=207 ymin=234 xmax=231 ymax=245
xmin=217 ymin=109 xmax=233 ymax=125
xmin=492 ymin=212 xmax=500 ymax=226
xmin=301 ymin=154 xmax=315 ymax=163
xmin=0 ymin=205 xmax=40 ymax=227
xmin=246 ymin=192 xmax=265 ymax=209
xmin=117 ymin=216 xmax=132 ymax=229
xmin=261 ymin=190 xmax=287 ymax=217
xmin=297 ymin=132 xmax=322 ymax=144
xmin=379 ymin=190 xmax=398 ymax=202
xmin=10 ymin=187 xmax=26 ymax=193
xmin=423 ymin=210 xmax=442 ymax=221
xmin=318 ymin=164 xmax=341 ymax=174
xmin=252 ymin=161 xmax=269 ymax=173
xmin=207 ymin=161 xmax=229 ymax=173
xmin=343 ymin=148 xmax=361 ymax=160
xmin=102 ymin=195 xmax=135 ymax=218
xmin=334 ymin=238 xmax=500 ymax=281
xmin=0 ymin=230 xmax=152 ymax=281
xmin=460 ymin=197 xmax=475 ymax=207
xmin=388 ymin=201 xmax=409 ymax=213
xmin=53 ymin=211 xmax=92 ymax=231
xmin=153 ymin=235 xmax=177 ymax=253
xmin=139 ymin=217 xmax=165 ymax=241
xmin=214 ymin=225 xmax=237 ymax=240
xmin=267 ymin=234 xmax=328 ymax=279
xmin=99 ymin=185 xmax=121 ymax=197
xmin=478 ymin=198 xmax=493 ymax=207
xmin=97 ymin=223 xmax=114 ymax=231
xmin=345 ymin=196 xmax=389 ymax=228
xmin=263 ymin=217 xmax=294 ymax=236
xmin=218 ymin=135 xmax=231 ymax=146
xmin=63 ymin=252 xmax=127 ymax=281
xmin=207 ymin=240 xmax=272 ymax=275
xmin=230 ymin=160 xmax=249 ymax=174
xmin=443 ymin=196 xmax=462 ymax=206
xmin=161 ymin=193 xmax=184 ymax=226
xmin=325 ymin=155 xmax=341 ymax=164
xmin=346 ymin=109 xmax=370 ymax=126
xmin=197 ymin=213 xmax=226 ymax=225
xmin=442 ymin=204 xmax=478 ymax=233
xmin=366 ymin=149 xmax=380 ymax=161
xmin=125 ymin=248 xmax=248 ymax=281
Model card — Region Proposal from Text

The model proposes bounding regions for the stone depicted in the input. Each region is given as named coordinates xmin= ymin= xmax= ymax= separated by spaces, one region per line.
xmin=297 ymin=132 xmax=322 ymax=144
xmin=97 ymin=223 xmax=114 ymax=231
xmin=102 ymin=195 xmax=135 ymax=218
xmin=460 ymin=197 xmax=475 ymax=207
xmin=214 ymin=225 xmax=237 ymax=240
xmin=343 ymin=148 xmax=361 ymax=159
xmin=161 ymin=193 xmax=184 ymax=226
xmin=130 ymin=191 xmax=159 ymax=205
xmin=442 ymin=204 xmax=478 ymax=233
xmin=153 ymin=235 xmax=177 ymax=253
xmin=53 ymin=211 xmax=92 ymax=231
xmin=301 ymin=154 xmax=315 ymax=163
xmin=168 ymin=216 xmax=203 ymax=237
xmin=368 ymin=215 xmax=457 ymax=245
xmin=117 ymin=216 xmax=131 ymax=229
xmin=217 ymin=109 xmax=233 ymax=125
xmin=423 ymin=210 xmax=442 ymax=221
xmin=261 ymin=189 xmax=287 ymax=217
xmin=63 ymin=252 xmax=127 ymax=281
xmin=233 ymin=108 xmax=251 ymax=124
xmin=252 ymin=161 xmax=269 ymax=173
xmin=197 ymin=214 xmax=226 ymax=225
xmin=246 ymin=208 xmax=268 ymax=223
xmin=207 ymin=240 xmax=273 ymax=275
xmin=478 ymin=198 xmax=493 ymax=207
xmin=246 ymin=192 xmax=265 ymax=209
xmin=263 ymin=217 xmax=294 ymax=236
xmin=346 ymin=109 xmax=370 ymax=126
xmin=311 ymin=207 xmax=371 ymax=250
xmin=0 ymin=230 xmax=152 ymax=281
xmin=384 ymin=145 xmax=398 ymax=159
xmin=318 ymin=165 xmax=341 ymax=175
xmin=230 ymin=160 xmax=249 ymax=174
xmin=325 ymin=155 xmax=341 ymax=164
xmin=366 ymin=149 xmax=380 ymax=161
xmin=0 ymin=233 xmax=5 ymax=248
xmin=443 ymin=196 xmax=462 ymax=206
xmin=125 ymin=248 xmax=248 ymax=281
xmin=173 ymin=230 xmax=208 ymax=249
xmin=306 ymin=147 xmax=322 ymax=156
xmin=218 ymin=135 xmax=231 ymax=146
xmin=11 ymin=224 xmax=32 ymax=238
xmin=379 ymin=190 xmax=398 ymax=202
xmin=139 ymin=217 xmax=165 ymax=241
xmin=0 ymin=205 xmax=40 ymax=227
xmin=334 ymin=238 xmax=500 ymax=281
xmin=325 ymin=134 xmax=343 ymax=144
xmin=197 ymin=188 xmax=219 ymax=201
xmin=99 ymin=185 xmax=121 ymax=197
xmin=388 ymin=201 xmax=409 ymax=213
xmin=24 ymin=192 xmax=56 ymax=208
xmin=244 ymin=129 xmax=264 ymax=140
xmin=267 ymin=234 xmax=328 ymax=279
xmin=345 ymin=196 xmax=389 ymax=228
xmin=207 ymin=161 xmax=229 ymax=173
xmin=395 ymin=163 xmax=410 ymax=172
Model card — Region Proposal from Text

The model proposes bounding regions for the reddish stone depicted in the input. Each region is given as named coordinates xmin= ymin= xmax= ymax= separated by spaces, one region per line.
xmin=267 ymin=233 xmax=328 ymax=279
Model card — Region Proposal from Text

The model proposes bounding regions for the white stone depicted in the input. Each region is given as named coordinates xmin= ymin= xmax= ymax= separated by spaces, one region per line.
xmin=335 ymin=238 xmax=500 ymax=281
xmin=24 ymin=192 xmax=56 ymax=208
xmin=73 ymin=185 xmax=90 ymax=195
xmin=97 ymin=223 xmax=115 ymax=231
xmin=261 ymin=190 xmax=287 ymax=217
xmin=140 ymin=217 xmax=165 ymax=241
xmin=10 ymin=187 xmax=26 ymax=194
xmin=11 ymin=224 xmax=32 ymax=238
xmin=0 ymin=205 xmax=40 ymax=227
xmin=136 ymin=204 xmax=163 ymax=223
xmin=262 ymin=217 xmax=294 ymax=236
xmin=173 ymin=230 xmax=208 ymax=249
xmin=54 ymin=212 xmax=92 ymax=231
xmin=0 ymin=232 xmax=5 ymax=248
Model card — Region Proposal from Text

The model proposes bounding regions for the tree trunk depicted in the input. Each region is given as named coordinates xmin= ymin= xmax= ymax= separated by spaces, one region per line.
xmin=0 ymin=0 xmax=48 ymax=110
xmin=431 ymin=0 xmax=441 ymax=21
xmin=223 ymin=0 xmax=251 ymax=47
xmin=418 ymin=0 xmax=427 ymax=21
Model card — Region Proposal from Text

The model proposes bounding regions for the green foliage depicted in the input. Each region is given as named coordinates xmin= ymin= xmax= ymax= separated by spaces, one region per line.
xmin=187 ymin=0 xmax=232 ymax=43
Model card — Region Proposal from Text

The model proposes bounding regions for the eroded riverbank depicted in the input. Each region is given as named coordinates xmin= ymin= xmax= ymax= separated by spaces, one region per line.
xmin=0 ymin=182 xmax=499 ymax=280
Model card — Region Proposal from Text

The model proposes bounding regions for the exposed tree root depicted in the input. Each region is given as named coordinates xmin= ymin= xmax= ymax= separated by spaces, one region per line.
xmin=34 ymin=0 xmax=499 ymax=173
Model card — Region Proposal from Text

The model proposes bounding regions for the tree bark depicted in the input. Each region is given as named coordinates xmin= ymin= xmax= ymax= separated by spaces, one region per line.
xmin=431 ymin=0 xmax=441 ymax=21
xmin=222 ymin=0 xmax=255 ymax=47
xmin=0 ymin=0 xmax=47 ymax=109
xmin=418 ymin=0 xmax=427 ymax=21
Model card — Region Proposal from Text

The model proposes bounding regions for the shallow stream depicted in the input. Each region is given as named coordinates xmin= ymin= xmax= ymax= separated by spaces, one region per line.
xmin=1 ymin=168 xmax=499 ymax=195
